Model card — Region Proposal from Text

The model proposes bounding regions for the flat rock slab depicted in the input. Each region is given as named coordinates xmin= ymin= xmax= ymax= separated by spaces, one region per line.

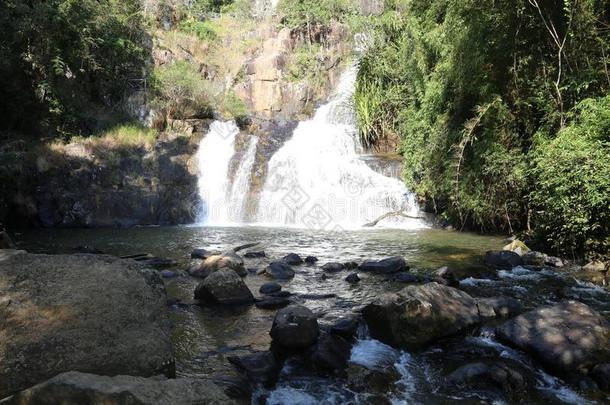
xmin=0 ymin=252 xmax=174 ymax=398
xmin=2 ymin=371 xmax=237 ymax=405
xmin=362 ymin=282 xmax=480 ymax=349
xmin=496 ymin=301 xmax=610 ymax=374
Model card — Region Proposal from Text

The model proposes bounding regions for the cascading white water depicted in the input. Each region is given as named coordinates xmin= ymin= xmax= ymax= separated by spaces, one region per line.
xmin=227 ymin=135 xmax=258 ymax=222
xmin=255 ymin=65 xmax=425 ymax=230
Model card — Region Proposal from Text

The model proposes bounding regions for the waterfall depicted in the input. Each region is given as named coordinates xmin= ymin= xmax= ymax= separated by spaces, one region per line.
xmin=227 ymin=136 xmax=258 ymax=222
xmin=255 ymin=64 xmax=425 ymax=230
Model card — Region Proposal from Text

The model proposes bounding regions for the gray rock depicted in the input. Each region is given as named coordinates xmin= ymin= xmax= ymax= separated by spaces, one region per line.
xmin=255 ymin=296 xmax=290 ymax=310
xmin=544 ymin=255 xmax=564 ymax=268
xmin=2 ymin=371 xmax=237 ymax=405
xmin=194 ymin=269 xmax=254 ymax=305
xmin=190 ymin=248 xmax=214 ymax=259
xmin=270 ymin=305 xmax=319 ymax=349
xmin=522 ymin=250 xmax=547 ymax=266
xmin=244 ymin=251 xmax=266 ymax=258
xmin=282 ymin=253 xmax=303 ymax=265
xmin=0 ymin=252 xmax=174 ymax=398
xmin=345 ymin=273 xmax=360 ymax=284
xmin=330 ymin=317 xmax=359 ymax=340
xmin=259 ymin=282 xmax=282 ymax=295
xmin=304 ymin=256 xmax=318 ymax=264
xmin=266 ymin=261 xmax=295 ymax=279
xmin=496 ymin=301 xmax=610 ymax=373
xmin=359 ymin=257 xmax=407 ymax=274
xmin=344 ymin=261 xmax=359 ymax=270
xmin=362 ymin=282 xmax=480 ymax=349
xmin=310 ymin=333 xmax=352 ymax=375
xmin=393 ymin=272 xmax=421 ymax=284
xmin=228 ymin=351 xmax=279 ymax=388
xmin=484 ymin=250 xmax=523 ymax=269
xmin=476 ymin=296 xmax=522 ymax=320
xmin=321 ymin=262 xmax=345 ymax=272
xmin=446 ymin=361 xmax=529 ymax=397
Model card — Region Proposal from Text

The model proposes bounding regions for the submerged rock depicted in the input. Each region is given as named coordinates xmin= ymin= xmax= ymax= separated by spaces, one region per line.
xmin=496 ymin=301 xmax=610 ymax=374
xmin=190 ymin=248 xmax=216 ymax=259
xmin=194 ymin=269 xmax=254 ymax=305
xmin=345 ymin=273 xmax=360 ymax=284
xmin=359 ymin=256 xmax=407 ymax=274
xmin=484 ymin=250 xmax=523 ymax=269
xmin=244 ymin=251 xmax=266 ymax=258
xmin=344 ymin=261 xmax=359 ymax=270
xmin=259 ymin=282 xmax=282 ymax=294
xmin=321 ymin=262 xmax=345 ymax=272
xmin=330 ymin=317 xmax=360 ymax=340
xmin=282 ymin=253 xmax=304 ymax=265
xmin=392 ymin=272 xmax=421 ymax=284
xmin=255 ymin=296 xmax=291 ymax=310
xmin=270 ymin=305 xmax=319 ymax=349
xmin=228 ymin=351 xmax=279 ymax=388
xmin=362 ymin=282 xmax=480 ymax=349
xmin=0 ymin=252 xmax=174 ymax=398
xmin=3 ymin=371 xmax=237 ymax=405
xmin=190 ymin=254 xmax=247 ymax=278
xmin=266 ymin=261 xmax=295 ymax=279
xmin=304 ymin=255 xmax=318 ymax=264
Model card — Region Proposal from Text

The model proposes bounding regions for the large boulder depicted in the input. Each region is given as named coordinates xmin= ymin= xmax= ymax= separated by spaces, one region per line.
xmin=310 ymin=333 xmax=352 ymax=376
xmin=0 ymin=252 xmax=174 ymax=398
xmin=362 ymin=282 xmax=480 ymax=349
xmin=2 ymin=371 xmax=237 ymax=405
xmin=496 ymin=301 xmax=610 ymax=374
xmin=194 ymin=269 xmax=254 ymax=305
xmin=228 ymin=351 xmax=279 ymax=388
xmin=484 ymin=250 xmax=523 ymax=269
xmin=476 ymin=296 xmax=523 ymax=320
xmin=270 ymin=305 xmax=319 ymax=349
xmin=321 ymin=262 xmax=345 ymax=273
xmin=265 ymin=261 xmax=295 ymax=279
xmin=446 ymin=360 xmax=530 ymax=399
xmin=189 ymin=254 xmax=247 ymax=278
xmin=359 ymin=257 xmax=407 ymax=274
xmin=282 ymin=253 xmax=303 ymax=265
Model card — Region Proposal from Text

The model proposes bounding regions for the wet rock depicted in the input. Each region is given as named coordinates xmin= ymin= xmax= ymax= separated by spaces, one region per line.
xmin=282 ymin=253 xmax=303 ymax=265
xmin=393 ymin=272 xmax=421 ymax=284
xmin=270 ymin=305 xmax=319 ymax=349
xmin=228 ymin=351 xmax=279 ymax=388
xmin=435 ymin=265 xmax=496 ymax=283
xmin=476 ymin=296 xmax=522 ymax=319
xmin=484 ymin=250 xmax=523 ymax=269
xmin=344 ymin=261 xmax=359 ymax=270
xmin=3 ymin=371 xmax=237 ymax=405
xmin=321 ymin=262 xmax=345 ymax=272
xmin=255 ymin=296 xmax=291 ymax=310
xmin=359 ymin=256 xmax=407 ymax=274
xmin=345 ymin=273 xmax=360 ymax=284
xmin=190 ymin=248 xmax=215 ymax=259
xmin=244 ymin=251 xmax=266 ymax=258
xmin=190 ymin=254 xmax=247 ymax=278
xmin=268 ymin=290 xmax=291 ymax=298
xmin=194 ymin=269 xmax=254 ymax=305
xmin=259 ymin=282 xmax=282 ymax=294
xmin=310 ymin=333 xmax=352 ymax=376
xmin=362 ymin=282 xmax=481 ymax=349
xmin=304 ymin=255 xmax=318 ymax=264
xmin=522 ymin=250 xmax=547 ymax=266
xmin=496 ymin=301 xmax=610 ymax=374
xmin=161 ymin=270 xmax=178 ymax=279
xmin=266 ymin=261 xmax=295 ymax=279
xmin=346 ymin=364 xmax=400 ymax=396
xmin=446 ymin=361 xmax=529 ymax=398
xmin=431 ymin=267 xmax=460 ymax=287
xmin=544 ymin=255 xmax=564 ymax=268
xmin=0 ymin=252 xmax=174 ymax=398
xmin=330 ymin=317 xmax=359 ymax=340
xmin=591 ymin=363 xmax=610 ymax=392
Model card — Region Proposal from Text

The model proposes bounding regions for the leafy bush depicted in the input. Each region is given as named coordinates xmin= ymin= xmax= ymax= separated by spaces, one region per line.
xmin=152 ymin=61 xmax=211 ymax=119
xmin=529 ymin=97 xmax=610 ymax=257
xmin=278 ymin=0 xmax=356 ymax=39
xmin=179 ymin=17 xmax=218 ymax=41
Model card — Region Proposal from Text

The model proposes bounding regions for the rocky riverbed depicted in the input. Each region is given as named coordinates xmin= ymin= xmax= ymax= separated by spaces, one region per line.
xmin=1 ymin=226 xmax=609 ymax=404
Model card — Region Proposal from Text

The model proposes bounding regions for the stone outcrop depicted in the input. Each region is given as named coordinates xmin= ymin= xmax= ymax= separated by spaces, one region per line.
xmin=362 ymin=283 xmax=480 ymax=349
xmin=496 ymin=301 xmax=610 ymax=374
xmin=0 ymin=252 xmax=174 ymax=398
xmin=2 ymin=371 xmax=237 ymax=405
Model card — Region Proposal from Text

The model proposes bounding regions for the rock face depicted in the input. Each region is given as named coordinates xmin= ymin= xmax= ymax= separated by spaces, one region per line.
xmin=362 ymin=283 xmax=480 ymax=349
xmin=0 ymin=252 xmax=174 ymax=398
xmin=496 ymin=301 xmax=610 ymax=374
xmin=266 ymin=261 xmax=295 ymax=279
xmin=2 ymin=371 xmax=237 ymax=405
xmin=190 ymin=254 xmax=247 ymax=278
xmin=359 ymin=257 xmax=407 ymax=274
xmin=484 ymin=250 xmax=523 ymax=269
xmin=194 ymin=269 xmax=254 ymax=305
xmin=270 ymin=305 xmax=319 ymax=349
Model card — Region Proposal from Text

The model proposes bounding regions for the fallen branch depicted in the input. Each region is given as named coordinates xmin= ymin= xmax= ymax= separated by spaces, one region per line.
xmin=363 ymin=211 xmax=425 ymax=227
xmin=230 ymin=242 xmax=261 ymax=253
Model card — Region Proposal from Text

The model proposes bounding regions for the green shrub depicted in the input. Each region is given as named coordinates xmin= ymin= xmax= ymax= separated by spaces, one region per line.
xmin=179 ymin=17 xmax=217 ymax=41
xmin=278 ymin=0 xmax=356 ymax=36
xmin=152 ymin=61 xmax=211 ymax=119
xmin=529 ymin=97 xmax=610 ymax=257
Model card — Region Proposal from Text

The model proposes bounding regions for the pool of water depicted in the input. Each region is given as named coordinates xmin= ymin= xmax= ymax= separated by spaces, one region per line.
xmin=13 ymin=226 xmax=610 ymax=404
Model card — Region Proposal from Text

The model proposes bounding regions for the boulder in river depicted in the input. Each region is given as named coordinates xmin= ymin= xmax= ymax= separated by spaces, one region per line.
xmin=521 ymin=250 xmax=547 ymax=266
xmin=244 ymin=251 xmax=266 ymax=258
xmin=329 ymin=317 xmax=360 ymax=340
xmin=194 ymin=268 xmax=254 ymax=305
xmin=190 ymin=248 xmax=215 ymax=259
xmin=362 ymin=282 xmax=480 ymax=349
xmin=345 ymin=273 xmax=360 ymax=284
xmin=228 ymin=351 xmax=279 ymax=388
xmin=259 ymin=282 xmax=282 ymax=294
xmin=255 ymin=296 xmax=291 ymax=310
xmin=496 ymin=301 xmax=610 ymax=374
xmin=270 ymin=305 xmax=319 ymax=349
xmin=282 ymin=253 xmax=304 ymax=265
xmin=321 ymin=262 xmax=345 ymax=272
xmin=266 ymin=261 xmax=295 ymax=279
xmin=359 ymin=256 xmax=407 ymax=274
xmin=190 ymin=254 xmax=247 ymax=278
xmin=393 ymin=272 xmax=421 ymax=284
xmin=476 ymin=296 xmax=522 ymax=320
xmin=0 ymin=252 xmax=174 ymax=398
xmin=2 ymin=371 xmax=237 ymax=405
xmin=310 ymin=333 xmax=352 ymax=376
xmin=484 ymin=250 xmax=523 ymax=269
xmin=446 ymin=360 xmax=530 ymax=399
xmin=304 ymin=256 xmax=318 ymax=264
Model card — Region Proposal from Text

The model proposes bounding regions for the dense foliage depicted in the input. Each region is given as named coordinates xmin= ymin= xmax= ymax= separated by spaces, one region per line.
xmin=0 ymin=0 xmax=149 ymax=135
xmin=356 ymin=0 xmax=610 ymax=257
